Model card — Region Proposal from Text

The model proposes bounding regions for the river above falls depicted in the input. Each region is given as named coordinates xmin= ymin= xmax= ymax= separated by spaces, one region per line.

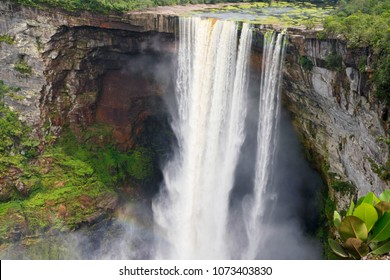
xmin=191 ymin=1 xmax=334 ymax=28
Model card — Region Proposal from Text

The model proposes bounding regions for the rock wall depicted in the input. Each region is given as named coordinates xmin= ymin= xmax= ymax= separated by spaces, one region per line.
xmin=1 ymin=2 xmax=388 ymax=207
xmin=281 ymin=33 xmax=388 ymax=203
xmin=0 ymin=1 xmax=175 ymax=148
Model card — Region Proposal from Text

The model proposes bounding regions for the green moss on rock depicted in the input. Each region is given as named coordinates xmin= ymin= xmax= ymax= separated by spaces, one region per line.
xmin=14 ymin=60 xmax=32 ymax=76
xmin=0 ymin=93 xmax=155 ymax=243
xmin=0 ymin=34 xmax=15 ymax=45
xmin=330 ymin=180 xmax=356 ymax=195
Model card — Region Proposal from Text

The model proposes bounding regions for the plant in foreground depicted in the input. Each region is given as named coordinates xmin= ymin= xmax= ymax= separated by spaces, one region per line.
xmin=329 ymin=190 xmax=390 ymax=259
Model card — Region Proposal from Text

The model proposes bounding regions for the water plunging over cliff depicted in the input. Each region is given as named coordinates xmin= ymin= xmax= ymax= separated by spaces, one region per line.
xmin=244 ymin=31 xmax=286 ymax=259
xmin=153 ymin=17 xmax=252 ymax=259
xmin=152 ymin=16 xmax=318 ymax=260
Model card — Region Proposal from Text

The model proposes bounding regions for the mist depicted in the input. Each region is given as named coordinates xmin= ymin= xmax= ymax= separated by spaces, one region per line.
xmin=227 ymin=74 xmax=323 ymax=260
xmin=252 ymin=108 xmax=323 ymax=259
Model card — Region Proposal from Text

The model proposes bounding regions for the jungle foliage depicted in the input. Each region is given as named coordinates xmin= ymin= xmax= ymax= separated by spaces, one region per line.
xmin=322 ymin=0 xmax=390 ymax=103
xmin=12 ymin=0 xmax=338 ymax=13
xmin=330 ymin=190 xmax=390 ymax=259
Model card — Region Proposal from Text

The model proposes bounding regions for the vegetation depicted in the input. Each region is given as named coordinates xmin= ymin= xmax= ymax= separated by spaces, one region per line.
xmin=330 ymin=180 xmax=356 ymax=196
xmin=325 ymin=52 xmax=343 ymax=71
xmin=0 ymin=34 xmax=15 ymax=45
xmin=57 ymin=127 xmax=154 ymax=184
xmin=14 ymin=59 xmax=32 ymax=75
xmin=11 ymin=0 xmax=337 ymax=13
xmin=322 ymin=0 xmax=390 ymax=103
xmin=202 ymin=1 xmax=335 ymax=28
xmin=12 ymin=0 xmax=258 ymax=13
xmin=329 ymin=190 xmax=390 ymax=259
xmin=300 ymin=56 xmax=314 ymax=71
xmin=367 ymin=136 xmax=390 ymax=182
xmin=0 ymin=81 xmax=37 ymax=160
xmin=0 ymin=80 xmax=155 ymax=241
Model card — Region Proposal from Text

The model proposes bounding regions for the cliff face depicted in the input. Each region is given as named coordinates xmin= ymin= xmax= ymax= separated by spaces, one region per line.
xmin=0 ymin=2 xmax=176 ymax=246
xmin=282 ymin=34 xmax=388 ymax=207
xmin=0 ymin=1 xmax=175 ymax=149
xmin=0 ymin=2 xmax=388 ymax=208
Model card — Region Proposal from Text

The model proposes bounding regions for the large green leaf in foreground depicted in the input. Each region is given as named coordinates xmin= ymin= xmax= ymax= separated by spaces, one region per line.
xmin=371 ymin=240 xmax=390 ymax=255
xmin=346 ymin=199 xmax=355 ymax=216
xmin=379 ymin=190 xmax=390 ymax=203
xmin=339 ymin=216 xmax=368 ymax=241
xmin=370 ymin=212 xmax=390 ymax=243
xmin=328 ymin=239 xmax=349 ymax=258
xmin=333 ymin=211 xmax=341 ymax=228
xmin=358 ymin=192 xmax=380 ymax=206
xmin=353 ymin=203 xmax=378 ymax=232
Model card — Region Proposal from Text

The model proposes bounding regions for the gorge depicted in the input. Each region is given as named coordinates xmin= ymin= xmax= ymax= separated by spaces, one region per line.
xmin=0 ymin=1 xmax=388 ymax=259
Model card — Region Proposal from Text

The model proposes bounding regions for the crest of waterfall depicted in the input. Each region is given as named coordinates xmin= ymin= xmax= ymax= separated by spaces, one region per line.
xmin=244 ymin=31 xmax=287 ymax=259
xmin=153 ymin=17 xmax=252 ymax=259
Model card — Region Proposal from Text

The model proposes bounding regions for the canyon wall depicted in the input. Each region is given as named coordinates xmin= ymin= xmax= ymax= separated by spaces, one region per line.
xmin=0 ymin=1 xmax=175 ymax=149
xmin=1 ymin=1 xmax=388 ymax=211
xmin=282 ymin=33 xmax=388 ymax=208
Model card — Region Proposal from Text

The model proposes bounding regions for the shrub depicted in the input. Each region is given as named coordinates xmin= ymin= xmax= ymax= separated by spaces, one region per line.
xmin=0 ymin=34 xmax=15 ymax=45
xmin=329 ymin=190 xmax=390 ymax=259
xmin=14 ymin=60 xmax=32 ymax=75
xmin=58 ymin=127 xmax=155 ymax=184
xmin=300 ymin=56 xmax=314 ymax=71
xmin=322 ymin=0 xmax=390 ymax=103
xmin=358 ymin=56 xmax=367 ymax=73
xmin=330 ymin=180 xmax=356 ymax=195
xmin=325 ymin=52 xmax=343 ymax=71
xmin=303 ymin=18 xmax=316 ymax=30
xmin=374 ymin=55 xmax=390 ymax=104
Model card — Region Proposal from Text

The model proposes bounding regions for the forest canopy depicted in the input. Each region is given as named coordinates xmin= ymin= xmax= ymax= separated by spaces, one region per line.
xmin=12 ymin=0 xmax=338 ymax=13
xmin=322 ymin=0 xmax=390 ymax=103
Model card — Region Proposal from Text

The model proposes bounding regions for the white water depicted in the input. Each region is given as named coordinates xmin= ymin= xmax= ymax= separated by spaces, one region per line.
xmin=244 ymin=31 xmax=287 ymax=259
xmin=153 ymin=17 xmax=252 ymax=259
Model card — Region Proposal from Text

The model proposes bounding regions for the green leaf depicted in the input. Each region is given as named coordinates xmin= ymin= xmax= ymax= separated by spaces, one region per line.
xmin=379 ymin=190 xmax=390 ymax=203
xmin=370 ymin=212 xmax=390 ymax=243
xmin=339 ymin=216 xmax=368 ymax=241
xmin=353 ymin=203 xmax=378 ymax=232
xmin=357 ymin=196 xmax=365 ymax=206
xmin=344 ymin=238 xmax=369 ymax=259
xmin=370 ymin=240 xmax=390 ymax=255
xmin=361 ymin=192 xmax=380 ymax=206
xmin=328 ymin=239 xmax=349 ymax=258
xmin=334 ymin=211 xmax=341 ymax=228
xmin=375 ymin=201 xmax=390 ymax=217
xmin=346 ymin=199 xmax=355 ymax=216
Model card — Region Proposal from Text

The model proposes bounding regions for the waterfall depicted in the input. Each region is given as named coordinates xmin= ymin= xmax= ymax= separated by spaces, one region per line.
xmin=244 ymin=31 xmax=287 ymax=259
xmin=153 ymin=17 xmax=252 ymax=259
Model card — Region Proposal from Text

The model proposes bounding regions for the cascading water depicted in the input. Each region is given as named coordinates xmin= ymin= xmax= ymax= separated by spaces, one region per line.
xmin=153 ymin=17 xmax=252 ymax=259
xmin=244 ymin=31 xmax=287 ymax=259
